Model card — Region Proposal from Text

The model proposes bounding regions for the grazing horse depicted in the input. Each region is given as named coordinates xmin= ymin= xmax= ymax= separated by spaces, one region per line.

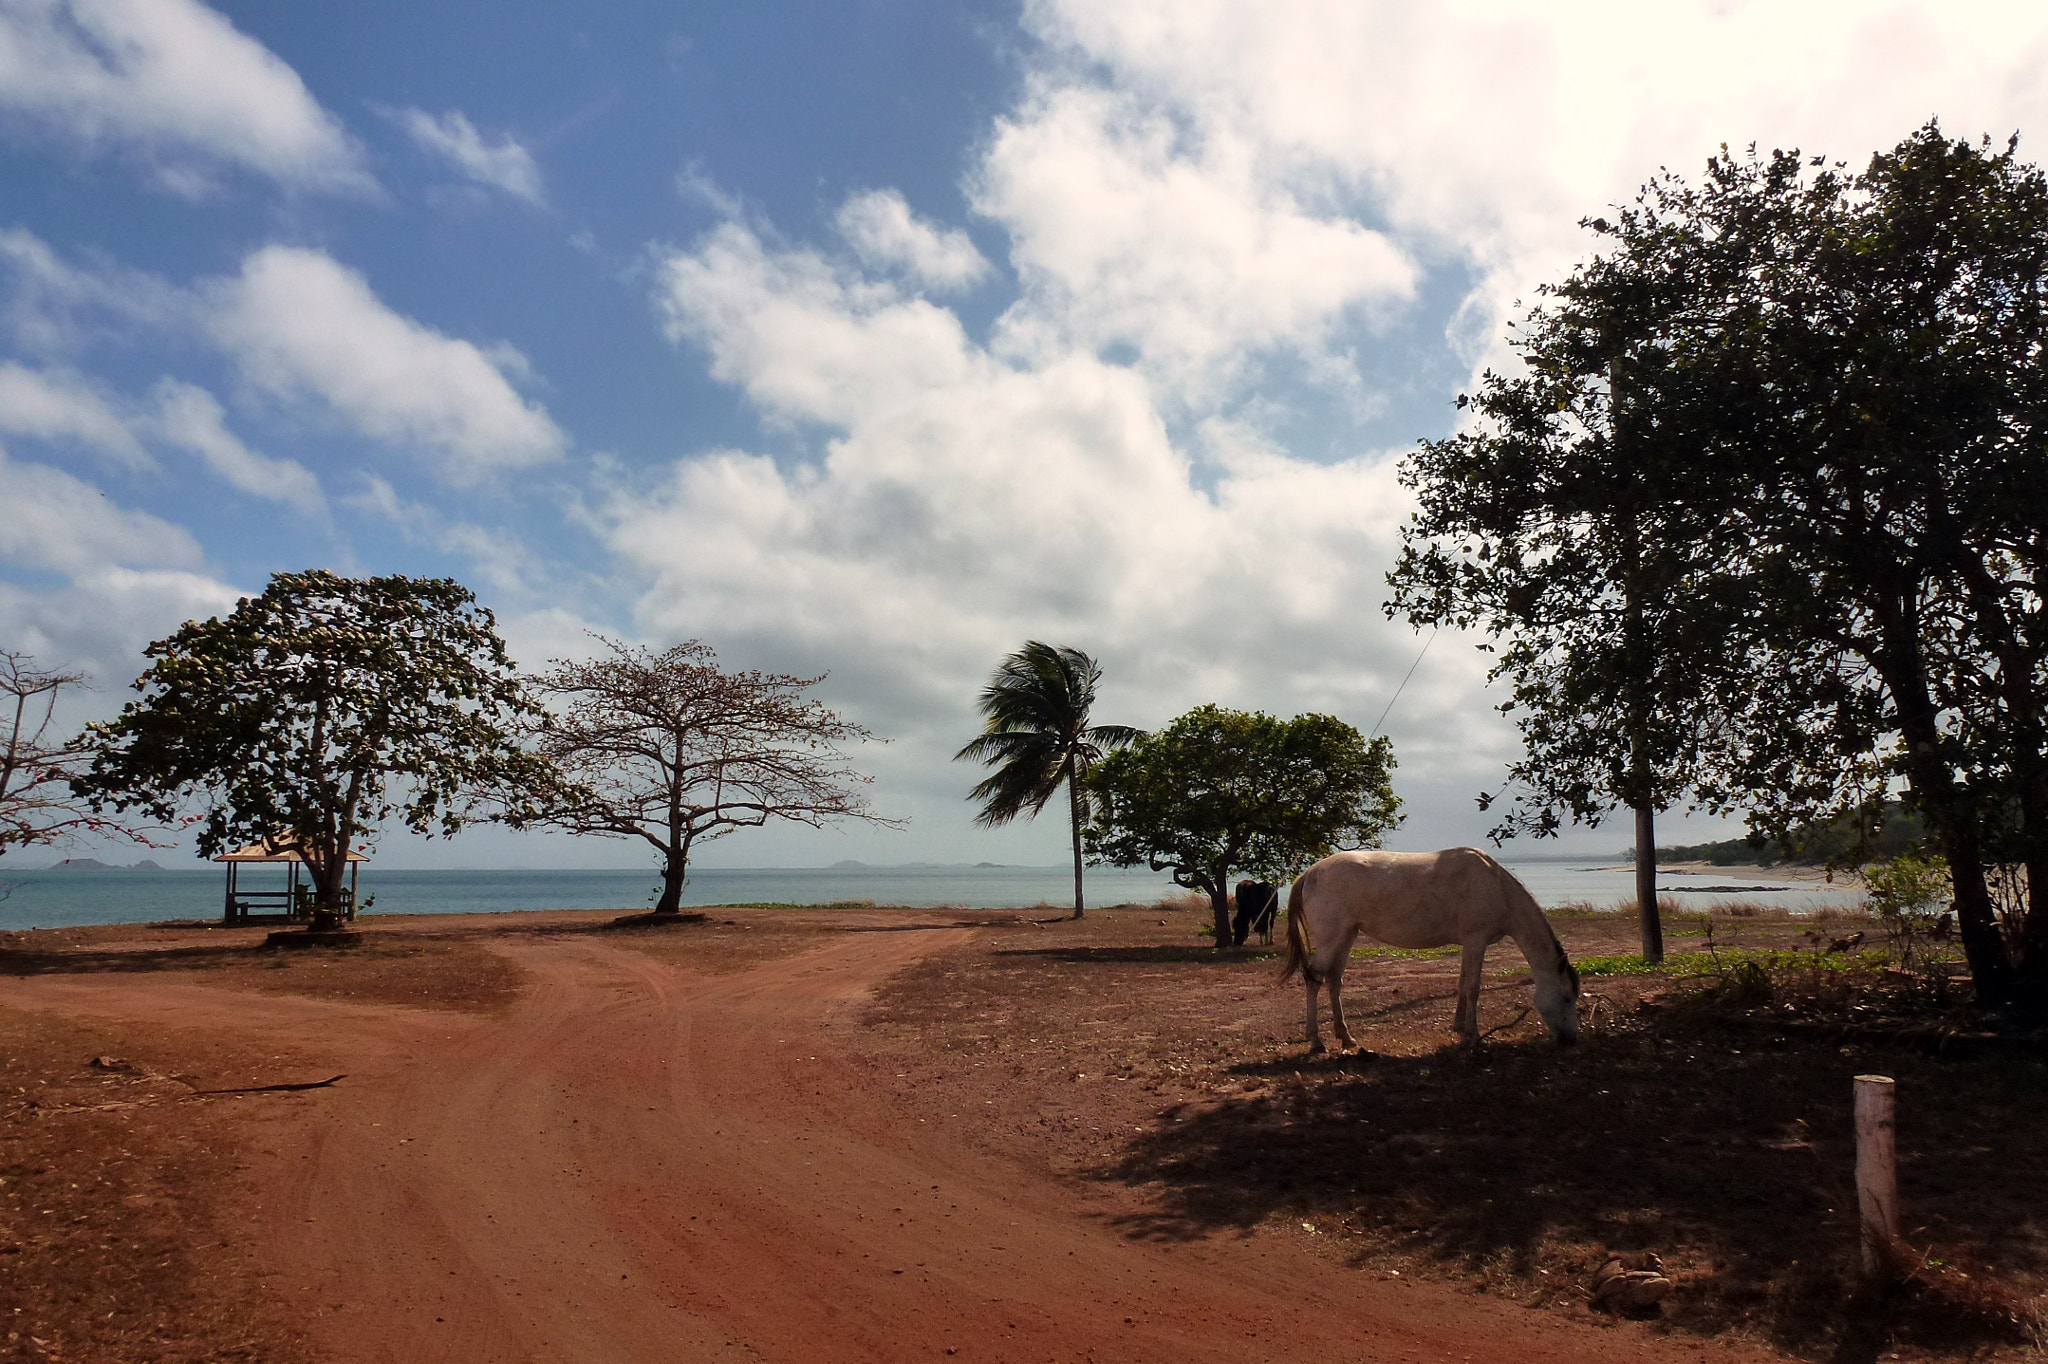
xmin=1280 ymin=848 xmax=1581 ymax=1051
xmin=1232 ymin=879 xmax=1280 ymax=946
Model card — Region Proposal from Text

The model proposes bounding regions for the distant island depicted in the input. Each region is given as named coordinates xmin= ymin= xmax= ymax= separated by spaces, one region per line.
xmin=44 ymin=857 xmax=166 ymax=871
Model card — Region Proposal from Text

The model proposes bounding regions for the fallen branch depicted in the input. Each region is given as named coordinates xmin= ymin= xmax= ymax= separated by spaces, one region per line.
xmin=181 ymin=1074 xmax=347 ymax=1096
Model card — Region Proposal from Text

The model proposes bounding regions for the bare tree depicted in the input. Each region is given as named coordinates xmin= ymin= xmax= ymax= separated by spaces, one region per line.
xmin=530 ymin=637 xmax=897 ymax=914
xmin=1 ymin=650 xmax=161 ymax=860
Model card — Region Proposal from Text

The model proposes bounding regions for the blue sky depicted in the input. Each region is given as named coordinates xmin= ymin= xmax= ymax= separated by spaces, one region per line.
xmin=6 ymin=0 xmax=2048 ymax=870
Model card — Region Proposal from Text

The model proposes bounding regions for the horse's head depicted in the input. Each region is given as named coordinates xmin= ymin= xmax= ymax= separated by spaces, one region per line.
xmin=1534 ymin=953 xmax=1581 ymax=1046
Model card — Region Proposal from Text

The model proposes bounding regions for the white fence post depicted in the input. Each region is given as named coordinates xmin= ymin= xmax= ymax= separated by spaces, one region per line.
xmin=1854 ymin=1074 xmax=1898 ymax=1276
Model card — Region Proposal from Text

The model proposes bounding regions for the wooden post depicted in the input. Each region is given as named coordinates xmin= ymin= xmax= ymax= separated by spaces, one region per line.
xmin=1855 ymin=1074 xmax=1898 ymax=1276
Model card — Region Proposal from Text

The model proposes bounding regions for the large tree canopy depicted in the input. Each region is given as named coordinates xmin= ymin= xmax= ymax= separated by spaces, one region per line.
xmin=76 ymin=571 xmax=559 ymax=928
xmin=1083 ymin=705 xmax=1400 ymax=947
xmin=530 ymin=636 xmax=892 ymax=914
xmin=1397 ymin=123 xmax=2048 ymax=1011
xmin=954 ymin=641 xmax=1139 ymax=919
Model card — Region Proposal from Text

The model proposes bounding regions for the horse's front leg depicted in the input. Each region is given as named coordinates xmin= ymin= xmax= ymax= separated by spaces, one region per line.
xmin=1453 ymin=942 xmax=1487 ymax=1047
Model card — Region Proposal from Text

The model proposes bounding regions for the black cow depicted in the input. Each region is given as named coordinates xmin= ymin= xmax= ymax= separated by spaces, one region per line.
xmin=1232 ymin=879 xmax=1280 ymax=947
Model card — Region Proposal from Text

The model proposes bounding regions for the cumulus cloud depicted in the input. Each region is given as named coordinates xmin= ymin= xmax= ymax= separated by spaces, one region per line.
xmin=0 ymin=362 xmax=149 ymax=468
xmin=0 ymin=446 xmax=199 ymax=575
xmin=634 ymin=219 xmax=1496 ymax=838
xmin=0 ymin=0 xmax=371 ymax=195
xmin=149 ymin=378 xmax=323 ymax=514
xmin=975 ymin=82 xmax=1416 ymax=404
xmin=1021 ymin=0 xmax=2048 ymax=377
xmin=207 ymin=246 xmax=567 ymax=481
xmin=632 ymin=3 xmax=2048 ymax=858
xmin=387 ymin=106 xmax=543 ymax=204
xmin=835 ymin=189 xmax=989 ymax=292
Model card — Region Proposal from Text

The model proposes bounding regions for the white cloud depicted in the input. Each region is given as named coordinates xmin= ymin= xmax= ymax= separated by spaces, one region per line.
xmin=0 ymin=446 xmax=199 ymax=575
xmin=0 ymin=0 xmax=371 ymax=195
xmin=344 ymin=473 xmax=551 ymax=597
xmin=0 ymin=227 xmax=182 ymax=354
xmin=835 ymin=189 xmax=989 ymax=292
xmin=1020 ymin=0 xmax=2048 ymax=380
xmin=388 ymin=107 xmax=543 ymax=204
xmin=974 ymin=81 xmax=1417 ymax=404
xmin=207 ymin=246 xmax=568 ymax=481
xmin=0 ymin=362 xmax=149 ymax=468
xmin=635 ymin=220 xmax=1497 ymax=840
xmin=149 ymin=378 xmax=323 ymax=514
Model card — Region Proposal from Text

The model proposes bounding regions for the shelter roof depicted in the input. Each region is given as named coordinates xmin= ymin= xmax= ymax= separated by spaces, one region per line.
xmin=214 ymin=839 xmax=368 ymax=864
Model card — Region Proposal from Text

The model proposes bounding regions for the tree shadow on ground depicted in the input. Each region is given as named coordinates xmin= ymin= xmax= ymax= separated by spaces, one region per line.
xmin=1096 ymin=1014 xmax=2048 ymax=1361
xmin=996 ymin=945 xmax=1279 ymax=965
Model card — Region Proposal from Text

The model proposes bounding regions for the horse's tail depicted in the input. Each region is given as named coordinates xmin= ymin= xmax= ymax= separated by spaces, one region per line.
xmin=1490 ymin=855 xmax=1577 ymax=991
xmin=1280 ymin=877 xmax=1321 ymax=986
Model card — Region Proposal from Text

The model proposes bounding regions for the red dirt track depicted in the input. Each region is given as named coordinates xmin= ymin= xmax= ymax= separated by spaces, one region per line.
xmin=8 ymin=921 xmax=1790 ymax=1362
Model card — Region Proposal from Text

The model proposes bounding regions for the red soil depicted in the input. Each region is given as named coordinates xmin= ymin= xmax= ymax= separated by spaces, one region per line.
xmin=5 ymin=915 xmax=1791 ymax=1362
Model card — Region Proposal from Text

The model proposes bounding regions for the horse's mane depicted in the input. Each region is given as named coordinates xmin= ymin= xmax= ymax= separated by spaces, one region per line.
xmin=1484 ymin=853 xmax=1576 ymax=988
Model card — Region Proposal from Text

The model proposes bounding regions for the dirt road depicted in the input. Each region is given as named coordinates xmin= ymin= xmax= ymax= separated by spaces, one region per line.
xmin=10 ymin=923 xmax=1786 ymax=1362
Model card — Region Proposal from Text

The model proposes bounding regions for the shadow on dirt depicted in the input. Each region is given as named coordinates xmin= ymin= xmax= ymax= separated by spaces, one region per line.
xmin=997 ymin=945 xmax=1280 ymax=965
xmin=1098 ymin=1018 xmax=2048 ymax=1360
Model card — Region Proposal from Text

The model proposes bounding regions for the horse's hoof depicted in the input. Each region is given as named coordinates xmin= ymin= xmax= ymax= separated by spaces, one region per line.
xmin=1307 ymin=1043 xmax=1326 ymax=1056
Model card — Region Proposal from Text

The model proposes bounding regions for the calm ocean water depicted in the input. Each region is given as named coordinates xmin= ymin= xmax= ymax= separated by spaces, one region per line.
xmin=0 ymin=856 xmax=1868 ymax=932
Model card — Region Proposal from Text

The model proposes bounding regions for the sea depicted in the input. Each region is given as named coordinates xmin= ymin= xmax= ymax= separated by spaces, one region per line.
xmin=0 ymin=856 xmax=1870 ymax=932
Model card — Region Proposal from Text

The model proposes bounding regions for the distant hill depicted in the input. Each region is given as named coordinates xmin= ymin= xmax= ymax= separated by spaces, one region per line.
xmin=1643 ymin=805 xmax=1930 ymax=867
xmin=41 ymin=857 xmax=168 ymax=871
xmin=827 ymin=859 xmax=870 ymax=870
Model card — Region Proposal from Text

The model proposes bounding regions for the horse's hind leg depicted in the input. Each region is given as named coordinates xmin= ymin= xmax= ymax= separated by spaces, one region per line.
xmin=1304 ymin=978 xmax=1324 ymax=1054
xmin=1453 ymin=942 xmax=1486 ymax=1047
xmin=1326 ymin=959 xmax=1358 ymax=1051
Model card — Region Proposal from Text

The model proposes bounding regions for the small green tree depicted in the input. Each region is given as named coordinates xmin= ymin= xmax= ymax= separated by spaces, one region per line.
xmin=76 ymin=571 xmax=562 ymax=930
xmin=1083 ymin=705 xmax=1401 ymax=947
xmin=954 ymin=642 xmax=1140 ymax=919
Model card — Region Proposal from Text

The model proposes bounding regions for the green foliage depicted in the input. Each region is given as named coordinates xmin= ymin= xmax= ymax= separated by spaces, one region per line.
xmin=955 ymin=641 xmax=1139 ymax=917
xmin=1866 ymin=853 xmax=1952 ymax=921
xmin=1394 ymin=122 xmax=2048 ymax=1009
xmin=75 ymin=571 xmax=561 ymax=916
xmin=955 ymin=642 xmax=1139 ymax=827
xmin=1657 ymin=805 xmax=1930 ymax=867
xmin=1083 ymin=704 xmax=1400 ymax=943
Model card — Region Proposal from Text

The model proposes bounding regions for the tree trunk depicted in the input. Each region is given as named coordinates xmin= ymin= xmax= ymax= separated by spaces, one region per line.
xmin=1210 ymin=876 xmax=1233 ymax=950
xmin=1067 ymin=759 xmax=1085 ymax=920
xmin=654 ymin=848 xmax=686 ymax=914
xmin=1635 ymin=805 xmax=1663 ymax=964
xmin=308 ymin=850 xmax=349 ymax=933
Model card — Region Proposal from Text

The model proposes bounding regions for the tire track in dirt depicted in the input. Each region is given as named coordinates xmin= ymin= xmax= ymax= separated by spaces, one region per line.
xmin=11 ymin=925 xmax=1789 ymax=1362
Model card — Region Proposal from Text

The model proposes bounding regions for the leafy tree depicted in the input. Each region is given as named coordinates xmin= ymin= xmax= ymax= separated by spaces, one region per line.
xmin=1387 ymin=169 xmax=1860 ymax=963
xmin=1 ymin=650 xmax=165 ymax=859
xmin=1398 ymin=123 xmax=2048 ymax=1011
xmin=76 ymin=571 xmax=560 ymax=930
xmin=531 ymin=636 xmax=894 ymax=914
xmin=1083 ymin=705 xmax=1401 ymax=947
xmin=954 ymin=642 xmax=1140 ymax=919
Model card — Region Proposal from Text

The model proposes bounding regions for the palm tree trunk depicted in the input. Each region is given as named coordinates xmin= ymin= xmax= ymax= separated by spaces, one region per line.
xmin=1068 ymin=759 xmax=1085 ymax=920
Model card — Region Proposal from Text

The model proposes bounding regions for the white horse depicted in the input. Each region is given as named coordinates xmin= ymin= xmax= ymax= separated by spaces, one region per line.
xmin=1280 ymin=848 xmax=1581 ymax=1051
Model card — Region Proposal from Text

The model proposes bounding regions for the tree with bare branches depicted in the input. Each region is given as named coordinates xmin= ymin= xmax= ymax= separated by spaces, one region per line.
xmin=530 ymin=637 xmax=895 ymax=914
xmin=0 ymin=650 xmax=162 ymax=860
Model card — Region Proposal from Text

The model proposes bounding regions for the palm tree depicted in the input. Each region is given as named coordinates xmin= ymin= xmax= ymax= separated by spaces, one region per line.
xmin=955 ymin=642 xmax=1141 ymax=919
